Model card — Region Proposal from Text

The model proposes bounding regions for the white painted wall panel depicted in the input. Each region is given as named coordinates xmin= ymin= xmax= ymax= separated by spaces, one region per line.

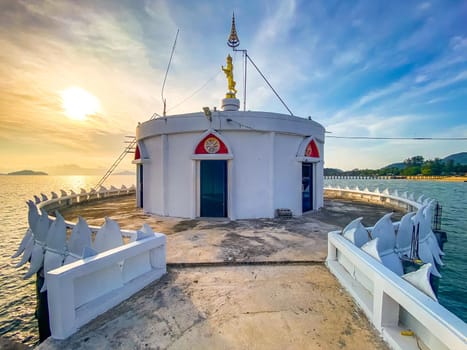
xmin=315 ymin=139 xmax=325 ymax=209
xmin=227 ymin=132 xmax=272 ymax=218
xmin=273 ymin=134 xmax=302 ymax=215
xmin=142 ymin=136 xmax=163 ymax=215
xmin=165 ymin=134 xmax=195 ymax=217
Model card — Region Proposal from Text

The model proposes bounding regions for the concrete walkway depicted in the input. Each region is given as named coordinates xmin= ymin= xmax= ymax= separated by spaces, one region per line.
xmin=37 ymin=198 xmax=402 ymax=349
xmin=58 ymin=197 xmax=403 ymax=265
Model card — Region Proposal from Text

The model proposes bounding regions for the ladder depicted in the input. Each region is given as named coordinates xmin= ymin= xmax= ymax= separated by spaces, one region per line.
xmin=93 ymin=113 xmax=159 ymax=190
xmin=93 ymin=138 xmax=136 ymax=190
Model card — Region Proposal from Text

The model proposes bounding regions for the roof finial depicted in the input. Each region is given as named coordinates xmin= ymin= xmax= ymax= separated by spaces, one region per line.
xmin=227 ymin=12 xmax=240 ymax=48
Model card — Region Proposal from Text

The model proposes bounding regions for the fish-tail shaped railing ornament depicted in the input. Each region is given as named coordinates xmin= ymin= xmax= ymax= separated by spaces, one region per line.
xmin=325 ymin=184 xmax=446 ymax=300
xmin=13 ymin=185 xmax=137 ymax=284
xmin=64 ymin=216 xmax=92 ymax=265
xmin=23 ymin=207 xmax=50 ymax=278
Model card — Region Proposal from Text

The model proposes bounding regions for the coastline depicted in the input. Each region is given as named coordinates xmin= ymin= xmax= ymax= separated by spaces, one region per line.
xmin=325 ymin=175 xmax=467 ymax=182
xmin=427 ymin=176 xmax=467 ymax=182
xmin=400 ymin=175 xmax=467 ymax=182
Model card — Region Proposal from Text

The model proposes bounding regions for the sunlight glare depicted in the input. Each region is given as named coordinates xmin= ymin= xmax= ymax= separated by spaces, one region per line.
xmin=61 ymin=86 xmax=101 ymax=121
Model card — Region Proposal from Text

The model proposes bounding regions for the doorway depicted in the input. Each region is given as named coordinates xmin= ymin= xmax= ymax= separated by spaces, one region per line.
xmin=137 ymin=164 xmax=143 ymax=208
xmin=200 ymin=160 xmax=227 ymax=217
xmin=302 ymin=163 xmax=313 ymax=212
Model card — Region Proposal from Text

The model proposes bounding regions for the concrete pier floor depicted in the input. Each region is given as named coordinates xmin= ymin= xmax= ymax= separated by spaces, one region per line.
xmin=38 ymin=197 xmax=403 ymax=349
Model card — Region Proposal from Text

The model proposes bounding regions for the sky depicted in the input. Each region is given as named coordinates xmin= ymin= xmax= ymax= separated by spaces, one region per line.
xmin=0 ymin=0 xmax=466 ymax=174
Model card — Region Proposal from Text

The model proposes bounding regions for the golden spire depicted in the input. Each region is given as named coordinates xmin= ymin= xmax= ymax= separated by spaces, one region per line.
xmin=227 ymin=13 xmax=240 ymax=48
xmin=222 ymin=54 xmax=237 ymax=98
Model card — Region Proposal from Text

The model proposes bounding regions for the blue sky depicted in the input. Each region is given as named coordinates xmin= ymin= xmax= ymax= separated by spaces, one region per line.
xmin=0 ymin=0 xmax=466 ymax=173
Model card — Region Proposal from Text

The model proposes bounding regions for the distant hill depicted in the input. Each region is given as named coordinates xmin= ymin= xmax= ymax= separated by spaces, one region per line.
xmin=45 ymin=164 xmax=106 ymax=175
xmin=8 ymin=170 xmax=48 ymax=175
xmin=382 ymin=152 xmax=467 ymax=170
xmin=382 ymin=162 xmax=405 ymax=170
xmin=443 ymin=152 xmax=467 ymax=165
xmin=325 ymin=152 xmax=467 ymax=174
xmin=115 ymin=170 xmax=135 ymax=175
xmin=323 ymin=168 xmax=344 ymax=176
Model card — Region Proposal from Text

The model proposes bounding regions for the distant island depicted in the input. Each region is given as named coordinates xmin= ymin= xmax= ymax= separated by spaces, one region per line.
xmin=115 ymin=170 xmax=135 ymax=175
xmin=7 ymin=170 xmax=48 ymax=176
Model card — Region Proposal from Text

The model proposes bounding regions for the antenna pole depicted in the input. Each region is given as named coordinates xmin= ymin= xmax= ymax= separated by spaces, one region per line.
xmin=161 ymin=28 xmax=179 ymax=116
xmin=243 ymin=49 xmax=247 ymax=111
xmin=234 ymin=48 xmax=247 ymax=111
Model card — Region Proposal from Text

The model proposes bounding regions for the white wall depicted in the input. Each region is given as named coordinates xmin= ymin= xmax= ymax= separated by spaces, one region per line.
xmin=165 ymin=134 xmax=195 ymax=217
xmin=142 ymin=136 xmax=163 ymax=215
xmin=273 ymin=134 xmax=302 ymax=215
xmin=138 ymin=111 xmax=325 ymax=219
xmin=228 ymin=131 xmax=273 ymax=218
xmin=315 ymin=139 xmax=324 ymax=209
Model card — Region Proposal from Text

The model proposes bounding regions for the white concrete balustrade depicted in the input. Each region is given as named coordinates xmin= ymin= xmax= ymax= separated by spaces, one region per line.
xmin=12 ymin=185 xmax=167 ymax=340
xmin=324 ymin=185 xmax=422 ymax=212
xmin=47 ymin=231 xmax=166 ymax=340
xmin=327 ymin=232 xmax=466 ymax=350
xmin=326 ymin=186 xmax=466 ymax=350
xmin=38 ymin=185 xmax=136 ymax=212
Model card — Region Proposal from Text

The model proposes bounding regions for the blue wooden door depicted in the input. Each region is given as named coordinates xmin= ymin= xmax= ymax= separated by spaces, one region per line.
xmin=302 ymin=163 xmax=313 ymax=212
xmin=200 ymin=160 xmax=227 ymax=217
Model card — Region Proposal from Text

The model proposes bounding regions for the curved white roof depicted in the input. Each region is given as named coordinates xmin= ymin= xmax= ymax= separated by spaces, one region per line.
xmin=137 ymin=110 xmax=325 ymax=141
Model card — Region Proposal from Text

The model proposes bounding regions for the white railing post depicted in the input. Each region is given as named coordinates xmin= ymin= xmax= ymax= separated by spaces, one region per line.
xmin=373 ymin=277 xmax=400 ymax=331
xmin=150 ymin=236 xmax=167 ymax=271
xmin=327 ymin=236 xmax=337 ymax=261
xmin=47 ymin=272 xmax=76 ymax=339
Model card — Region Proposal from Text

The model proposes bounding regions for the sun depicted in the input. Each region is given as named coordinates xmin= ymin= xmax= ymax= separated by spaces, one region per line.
xmin=61 ymin=86 xmax=101 ymax=121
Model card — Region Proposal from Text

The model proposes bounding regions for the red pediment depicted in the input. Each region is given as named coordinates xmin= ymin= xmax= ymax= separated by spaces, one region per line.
xmin=134 ymin=144 xmax=141 ymax=160
xmin=194 ymin=134 xmax=229 ymax=154
xmin=305 ymin=139 xmax=319 ymax=158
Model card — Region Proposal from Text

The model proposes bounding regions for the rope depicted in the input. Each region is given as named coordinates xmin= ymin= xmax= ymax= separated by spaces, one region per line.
xmin=167 ymin=70 xmax=222 ymax=113
xmin=327 ymin=136 xmax=467 ymax=140
xmin=161 ymin=29 xmax=180 ymax=116
xmin=246 ymin=53 xmax=294 ymax=116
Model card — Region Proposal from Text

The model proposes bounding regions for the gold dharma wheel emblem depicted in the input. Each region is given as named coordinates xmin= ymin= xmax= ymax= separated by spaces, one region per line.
xmin=204 ymin=137 xmax=220 ymax=154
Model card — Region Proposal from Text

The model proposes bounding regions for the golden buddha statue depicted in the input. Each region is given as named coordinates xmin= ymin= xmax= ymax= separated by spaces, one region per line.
xmin=222 ymin=54 xmax=237 ymax=98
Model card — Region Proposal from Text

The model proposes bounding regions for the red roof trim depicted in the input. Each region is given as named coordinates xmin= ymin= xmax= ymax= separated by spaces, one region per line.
xmin=194 ymin=134 xmax=229 ymax=154
xmin=134 ymin=144 xmax=141 ymax=160
xmin=305 ymin=139 xmax=319 ymax=158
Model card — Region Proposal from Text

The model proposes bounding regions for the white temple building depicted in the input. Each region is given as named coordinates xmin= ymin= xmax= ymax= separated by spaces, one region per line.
xmin=133 ymin=16 xmax=325 ymax=220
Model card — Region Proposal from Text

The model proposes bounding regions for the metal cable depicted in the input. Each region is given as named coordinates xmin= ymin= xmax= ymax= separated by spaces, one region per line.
xmin=327 ymin=136 xmax=467 ymax=140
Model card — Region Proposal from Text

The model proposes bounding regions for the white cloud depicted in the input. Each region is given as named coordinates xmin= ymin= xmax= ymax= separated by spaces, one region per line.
xmin=417 ymin=2 xmax=432 ymax=11
xmin=1 ymin=0 xmax=466 ymax=172
xmin=392 ymin=70 xmax=467 ymax=105
xmin=450 ymin=36 xmax=467 ymax=51
xmin=333 ymin=49 xmax=363 ymax=67
xmin=255 ymin=0 xmax=297 ymax=42
xmin=326 ymin=114 xmax=423 ymax=138
xmin=415 ymin=75 xmax=428 ymax=83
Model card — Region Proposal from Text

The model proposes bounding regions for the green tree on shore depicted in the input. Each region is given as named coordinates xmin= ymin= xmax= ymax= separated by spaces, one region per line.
xmin=324 ymin=155 xmax=467 ymax=177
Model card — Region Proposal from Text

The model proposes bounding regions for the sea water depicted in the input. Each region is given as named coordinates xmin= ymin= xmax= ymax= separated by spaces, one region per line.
xmin=324 ymin=178 xmax=467 ymax=325
xmin=0 ymin=175 xmax=135 ymax=346
xmin=0 ymin=175 xmax=465 ymax=346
